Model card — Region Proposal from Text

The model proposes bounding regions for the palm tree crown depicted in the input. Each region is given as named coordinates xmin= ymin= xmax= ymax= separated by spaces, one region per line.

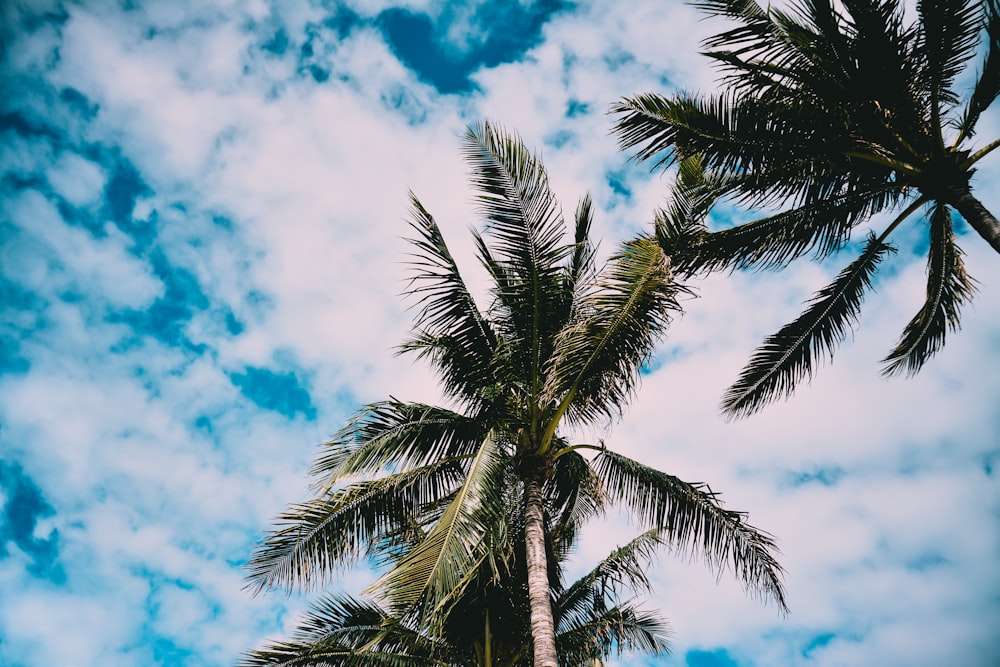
xmin=245 ymin=122 xmax=787 ymax=667
xmin=613 ymin=0 xmax=1000 ymax=418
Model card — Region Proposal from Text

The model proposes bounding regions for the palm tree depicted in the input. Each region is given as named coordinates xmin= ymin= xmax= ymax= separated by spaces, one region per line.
xmin=241 ymin=495 xmax=671 ymax=667
xmin=246 ymin=121 xmax=787 ymax=667
xmin=612 ymin=0 xmax=999 ymax=418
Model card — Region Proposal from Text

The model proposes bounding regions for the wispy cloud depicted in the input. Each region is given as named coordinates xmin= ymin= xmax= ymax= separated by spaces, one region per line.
xmin=1 ymin=1 xmax=998 ymax=666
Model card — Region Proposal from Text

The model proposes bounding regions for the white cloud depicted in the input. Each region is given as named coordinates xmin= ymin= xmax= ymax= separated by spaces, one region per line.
xmin=2 ymin=1 xmax=999 ymax=666
xmin=46 ymin=151 xmax=107 ymax=205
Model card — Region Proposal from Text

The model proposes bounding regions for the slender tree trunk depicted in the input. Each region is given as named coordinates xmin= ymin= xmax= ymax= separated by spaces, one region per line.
xmin=948 ymin=187 xmax=1000 ymax=255
xmin=523 ymin=466 xmax=558 ymax=667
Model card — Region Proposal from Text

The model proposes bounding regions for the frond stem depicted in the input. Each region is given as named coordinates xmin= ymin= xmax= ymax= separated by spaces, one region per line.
xmin=843 ymin=151 xmax=921 ymax=177
xmin=552 ymin=442 xmax=607 ymax=460
xmin=962 ymin=137 xmax=1000 ymax=168
xmin=876 ymin=196 xmax=932 ymax=244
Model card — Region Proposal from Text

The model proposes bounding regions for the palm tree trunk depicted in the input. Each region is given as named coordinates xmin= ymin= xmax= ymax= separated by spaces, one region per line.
xmin=948 ymin=187 xmax=1000 ymax=255
xmin=523 ymin=466 xmax=559 ymax=667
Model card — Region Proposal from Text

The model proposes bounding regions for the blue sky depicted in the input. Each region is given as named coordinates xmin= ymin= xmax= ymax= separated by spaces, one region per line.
xmin=1 ymin=1 xmax=999 ymax=666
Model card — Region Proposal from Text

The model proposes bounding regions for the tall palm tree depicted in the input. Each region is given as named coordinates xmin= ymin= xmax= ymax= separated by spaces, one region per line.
xmin=241 ymin=493 xmax=671 ymax=667
xmin=612 ymin=0 xmax=1000 ymax=418
xmin=246 ymin=122 xmax=787 ymax=667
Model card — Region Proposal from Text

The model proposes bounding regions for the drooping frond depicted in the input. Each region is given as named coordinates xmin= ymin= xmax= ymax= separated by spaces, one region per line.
xmin=612 ymin=91 xmax=892 ymax=209
xmin=372 ymin=431 xmax=506 ymax=628
xmin=882 ymin=204 xmax=976 ymax=375
xmin=612 ymin=93 xmax=820 ymax=177
xmin=547 ymin=447 xmax=607 ymax=557
xmin=593 ymin=450 xmax=788 ymax=611
xmin=595 ymin=452 xmax=788 ymax=610
xmin=721 ymin=234 xmax=895 ymax=419
xmin=312 ymin=401 xmax=487 ymax=485
xmin=660 ymin=184 xmax=905 ymax=276
xmin=246 ymin=460 xmax=466 ymax=594
xmin=958 ymin=0 xmax=1000 ymax=137
xmin=401 ymin=195 xmax=499 ymax=408
xmin=542 ymin=238 xmax=681 ymax=434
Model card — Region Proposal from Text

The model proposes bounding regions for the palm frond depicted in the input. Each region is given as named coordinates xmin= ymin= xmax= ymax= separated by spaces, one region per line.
xmin=652 ymin=154 xmax=731 ymax=262
xmin=594 ymin=450 xmax=788 ymax=611
xmin=882 ymin=204 xmax=976 ymax=375
xmin=915 ymin=0 xmax=982 ymax=120
xmin=239 ymin=593 xmax=451 ymax=667
xmin=566 ymin=193 xmax=598 ymax=304
xmin=555 ymin=605 xmax=671 ymax=666
xmin=542 ymin=237 xmax=681 ymax=433
xmin=311 ymin=401 xmax=486 ymax=485
xmin=246 ymin=461 xmax=466 ymax=594
xmin=661 ymin=184 xmax=904 ymax=276
xmin=372 ymin=431 xmax=506 ymax=628
xmin=401 ymin=195 xmax=499 ymax=408
xmin=463 ymin=121 xmax=572 ymax=399
xmin=547 ymin=447 xmax=607 ymax=556
xmin=958 ymin=0 xmax=1000 ymax=137
xmin=721 ymin=233 xmax=895 ymax=419
xmin=612 ymin=92 xmax=884 ymax=209
xmin=554 ymin=529 xmax=665 ymax=622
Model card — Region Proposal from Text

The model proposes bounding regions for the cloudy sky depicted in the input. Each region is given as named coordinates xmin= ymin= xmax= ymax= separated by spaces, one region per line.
xmin=2 ymin=1 xmax=999 ymax=666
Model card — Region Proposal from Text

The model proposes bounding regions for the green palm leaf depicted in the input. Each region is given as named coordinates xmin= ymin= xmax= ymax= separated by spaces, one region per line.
xmin=238 ymin=593 xmax=453 ymax=667
xmin=554 ymin=529 xmax=665 ymax=621
xmin=555 ymin=605 xmax=670 ymax=666
xmin=401 ymin=195 xmax=499 ymax=408
xmin=593 ymin=450 xmax=788 ymax=611
xmin=542 ymin=237 xmax=680 ymax=433
xmin=882 ymin=204 xmax=976 ymax=375
xmin=546 ymin=447 xmax=606 ymax=558
xmin=661 ymin=185 xmax=905 ymax=276
xmin=313 ymin=401 xmax=487 ymax=483
xmin=372 ymin=431 xmax=506 ymax=627
xmin=246 ymin=460 xmax=466 ymax=593
xmin=722 ymin=233 xmax=894 ymax=418
xmin=463 ymin=121 xmax=572 ymax=407
xmin=566 ymin=194 xmax=598 ymax=300
xmin=916 ymin=0 xmax=981 ymax=116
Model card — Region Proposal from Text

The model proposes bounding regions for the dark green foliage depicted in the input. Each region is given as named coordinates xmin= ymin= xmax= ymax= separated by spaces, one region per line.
xmin=614 ymin=0 xmax=1000 ymax=417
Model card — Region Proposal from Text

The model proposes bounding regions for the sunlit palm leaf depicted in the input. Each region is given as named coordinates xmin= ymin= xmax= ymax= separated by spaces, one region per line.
xmin=722 ymin=234 xmax=894 ymax=419
xmin=372 ymin=431 xmax=506 ymax=627
xmin=543 ymin=237 xmax=680 ymax=430
xmin=882 ymin=205 xmax=976 ymax=375
xmin=593 ymin=450 xmax=788 ymax=611
xmin=246 ymin=461 xmax=466 ymax=593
